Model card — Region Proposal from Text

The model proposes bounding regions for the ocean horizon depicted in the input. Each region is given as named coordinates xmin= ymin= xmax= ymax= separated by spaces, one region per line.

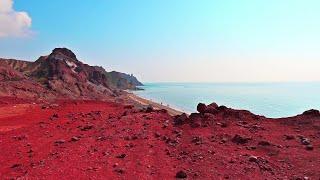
xmin=132 ymin=82 xmax=320 ymax=118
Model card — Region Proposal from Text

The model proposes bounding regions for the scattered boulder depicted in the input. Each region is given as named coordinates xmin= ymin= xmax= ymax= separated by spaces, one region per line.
xmin=207 ymin=102 xmax=218 ymax=109
xmin=197 ymin=103 xmax=207 ymax=114
xmin=116 ymin=154 xmax=126 ymax=159
xmin=102 ymin=152 xmax=110 ymax=156
xmin=196 ymin=102 xmax=219 ymax=114
xmin=154 ymin=132 xmax=161 ymax=138
xmin=300 ymin=137 xmax=311 ymax=145
xmin=176 ymin=170 xmax=187 ymax=178
xmin=54 ymin=139 xmax=66 ymax=144
xmin=162 ymin=120 xmax=169 ymax=128
xmin=79 ymin=125 xmax=94 ymax=131
xmin=221 ymin=137 xmax=228 ymax=143
xmin=306 ymin=145 xmax=314 ymax=151
xmin=205 ymin=102 xmax=219 ymax=114
xmin=232 ymin=134 xmax=250 ymax=144
xmin=191 ymin=136 xmax=202 ymax=145
xmin=220 ymin=122 xmax=228 ymax=128
xmin=173 ymin=113 xmax=188 ymax=126
xmin=302 ymin=109 xmax=320 ymax=116
xmin=10 ymin=164 xmax=22 ymax=169
xmin=114 ymin=168 xmax=125 ymax=174
xmin=71 ymin=136 xmax=80 ymax=142
xmin=248 ymin=155 xmax=258 ymax=162
xmin=284 ymin=135 xmax=295 ymax=140
xmin=122 ymin=111 xmax=128 ymax=116
xmin=217 ymin=105 xmax=228 ymax=111
xmin=50 ymin=113 xmax=59 ymax=120
xmin=145 ymin=105 xmax=154 ymax=113
xmin=258 ymin=140 xmax=271 ymax=146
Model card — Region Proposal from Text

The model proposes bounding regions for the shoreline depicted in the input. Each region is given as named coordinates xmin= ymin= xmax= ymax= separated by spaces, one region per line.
xmin=125 ymin=92 xmax=184 ymax=116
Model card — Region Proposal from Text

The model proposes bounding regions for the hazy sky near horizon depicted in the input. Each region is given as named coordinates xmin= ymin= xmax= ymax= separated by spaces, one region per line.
xmin=0 ymin=0 xmax=319 ymax=82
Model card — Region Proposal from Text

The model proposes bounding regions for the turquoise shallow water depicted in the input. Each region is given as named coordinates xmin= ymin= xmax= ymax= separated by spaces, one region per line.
xmin=132 ymin=82 xmax=320 ymax=118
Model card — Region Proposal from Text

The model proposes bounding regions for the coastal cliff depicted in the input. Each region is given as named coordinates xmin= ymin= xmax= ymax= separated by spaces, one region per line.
xmin=0 ymin=48 xmax=143 ymax=99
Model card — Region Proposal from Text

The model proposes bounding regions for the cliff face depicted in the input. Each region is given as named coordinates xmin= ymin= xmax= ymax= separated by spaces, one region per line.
xmin=0 ymin=62 xmax=57 ymax=99
xmin=108 ymin=71 xmax=143 ymax=89
xmin=0 ymin=48 xmax=143 ymax=99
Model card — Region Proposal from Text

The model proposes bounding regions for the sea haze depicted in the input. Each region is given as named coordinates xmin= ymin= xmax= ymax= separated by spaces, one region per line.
xmin=133 ymin=82 xmax=320 ymax=118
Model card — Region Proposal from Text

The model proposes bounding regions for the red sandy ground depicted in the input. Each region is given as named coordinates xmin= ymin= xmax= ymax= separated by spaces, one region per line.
xmin=0 ymin=98 xmax=319 ymax=179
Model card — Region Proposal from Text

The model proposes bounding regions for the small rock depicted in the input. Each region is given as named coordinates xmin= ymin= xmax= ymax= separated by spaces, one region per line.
xmin=248 ymin=155 xmax=258 ymax=162
xmin=80 ymin=125 xmax=94 ymax=131
xmin=228 ymin=158 xmax=236 ymax=163
xmin=232 ymin=134 xmax=250 ymax=144
xmin=154 ymin=132 xmax=161 ymax=138
xmin=191 ymin=136 xmax=202 ymax=145
xmin=102 ymin=151 xmax=110 ymax=156
xmin=284 ymin=135 xmax=295 ymax=140
xmin=97 ymin=136 xmax=106 ymax=141
xmin=305 ymin=144 xmax=313 ymax=151
xmin=176 ymin=170 xmax=187 ymax=178
xmin=162 ymin=136 xmax=169 ymax=141
xmin=162 ymin=120 xmax=169 ymax=128
xmin=145 ymin=105 xmax=154 ymax=113
xmin=71 ymin=136 xmax=80 ymax=142
xmin=258 ymin=140 xmax=271 ymax=146
xmin=221 ymin=137 xmax=228 ymax=143
xmin=220 ymin=122 xmax=228 ymax=128
xmin=50 ymin=114 xmax=59 ymax=120
xmin=300 ymin=138 xmax=311 ymax=145
xmin=116 ymin=154 xmax=126 ymax=159
xmin=122 ymin=111 xmax=128 ymax=116
xmin=114 ymin=168 xmax=125 ymax=174
xmin=53 ymin=114 xmax=59 ymax=118
xmin=11 ymin=164 xmax=22 ymax=168
xmin=54 ymin=139 xmax=66 ymax=144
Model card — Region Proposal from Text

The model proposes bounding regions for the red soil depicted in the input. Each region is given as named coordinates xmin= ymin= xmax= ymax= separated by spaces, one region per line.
xmin=0 ymin=98 xmax=319 ymax=179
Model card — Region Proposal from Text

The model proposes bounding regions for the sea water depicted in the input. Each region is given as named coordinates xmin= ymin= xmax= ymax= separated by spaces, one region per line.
xmin=132 ymin=82 xmax=320 ymax=118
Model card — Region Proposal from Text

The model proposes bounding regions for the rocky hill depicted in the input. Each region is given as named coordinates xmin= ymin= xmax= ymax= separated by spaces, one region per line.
xmin=0 ymin=48 xmax=143 ymax=99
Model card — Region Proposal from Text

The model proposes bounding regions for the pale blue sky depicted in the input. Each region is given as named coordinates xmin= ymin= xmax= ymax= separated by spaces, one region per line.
xmin=0 ymin=0 xmax=319 ymax=82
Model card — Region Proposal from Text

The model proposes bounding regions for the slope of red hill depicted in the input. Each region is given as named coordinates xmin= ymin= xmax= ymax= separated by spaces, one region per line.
xmin=0 ymin=99 xmax=319 ymax=179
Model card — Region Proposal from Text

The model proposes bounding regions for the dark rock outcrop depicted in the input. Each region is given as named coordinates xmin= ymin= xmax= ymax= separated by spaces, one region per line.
xmin=197 ymin=103 xmax=207 ymax=114
xmin=196 ymin=102 xmax=219 ymax=114
xmin=302 ymin=109 xmax=320 ymax=116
